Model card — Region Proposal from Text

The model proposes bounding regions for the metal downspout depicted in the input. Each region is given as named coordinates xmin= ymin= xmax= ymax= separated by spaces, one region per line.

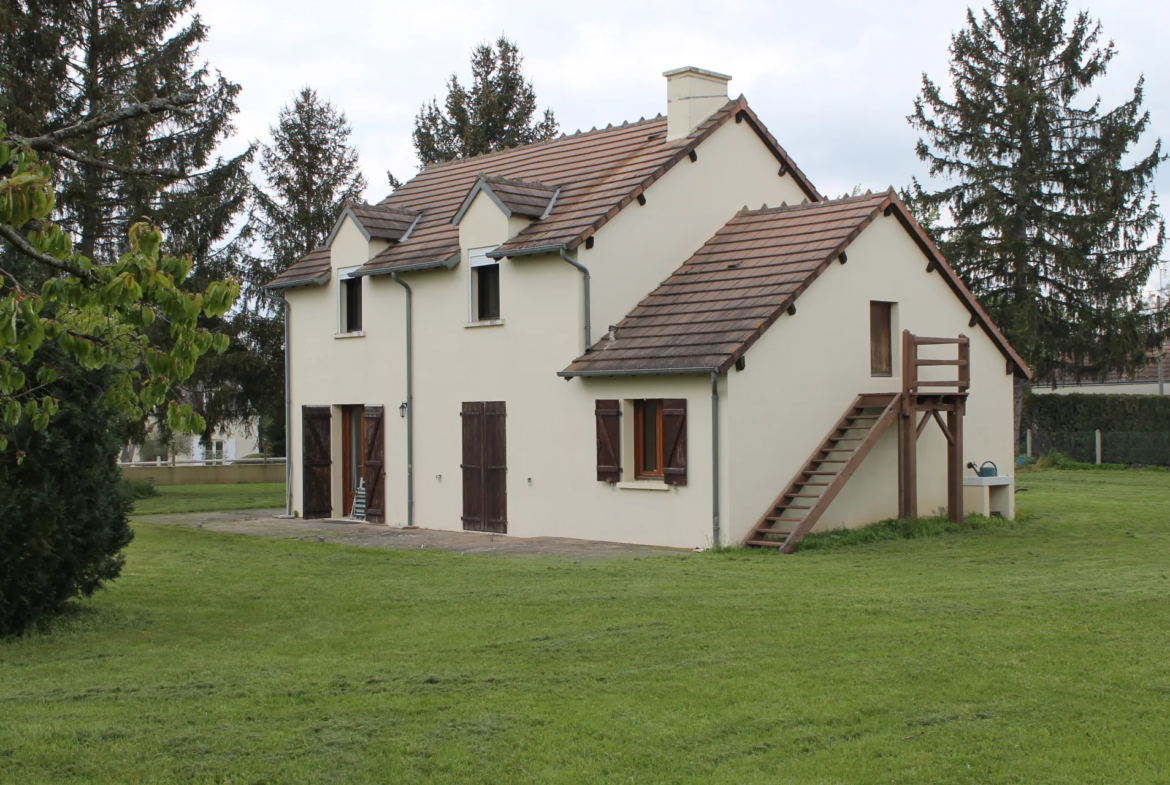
xmin=281 ymin=294 xmax=292 ymax=516
xmin=390 ymin=272 xmax=414 ymax=528
xmin=558 ymin=248 xmax=592 ymax=352
xmin=711 ymin=371 xmax=721 ymax=548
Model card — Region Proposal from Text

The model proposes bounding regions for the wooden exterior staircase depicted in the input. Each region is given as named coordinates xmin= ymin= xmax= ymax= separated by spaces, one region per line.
xmin=745 ymin=393 xmax=902 ymax=553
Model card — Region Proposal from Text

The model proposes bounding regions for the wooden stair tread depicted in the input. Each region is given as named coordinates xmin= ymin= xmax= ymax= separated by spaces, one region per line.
xmin=746 ymin=392 xmax=902 ymax=552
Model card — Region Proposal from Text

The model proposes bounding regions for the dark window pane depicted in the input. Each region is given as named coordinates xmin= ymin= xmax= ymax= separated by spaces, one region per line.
xmin=870 ymin=301 xmax=891 ymax=376
xmin=345 ymin=278 xmax=363 ymax=332
xmin=641 ymin=400 xmax=658 ymax=472
xmin=477 ymin=264 xmax=500 ymax=320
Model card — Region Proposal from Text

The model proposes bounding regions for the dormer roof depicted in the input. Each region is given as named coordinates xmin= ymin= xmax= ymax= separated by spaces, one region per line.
xmin=452 ymin=174 xmax=560 ymax=224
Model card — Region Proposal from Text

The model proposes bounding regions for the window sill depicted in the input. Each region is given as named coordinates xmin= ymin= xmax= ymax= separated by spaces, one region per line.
xmin=465 ymin=319 xmax=505 ymax=329
xmin=335 ymin=331 xmax=366 ymax=339
xmin=616 ymin=481 xmax=671 ymax=492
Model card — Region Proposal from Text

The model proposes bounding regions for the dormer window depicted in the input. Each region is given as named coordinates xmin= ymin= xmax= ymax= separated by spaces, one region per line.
xmin=469 ymin=248 xmax=501 ymax=322
xmin=339 ymin=267 xmax=363 ymax=334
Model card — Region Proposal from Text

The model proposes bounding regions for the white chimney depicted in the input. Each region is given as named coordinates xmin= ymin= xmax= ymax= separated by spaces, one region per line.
xmin=664 ymin=66 xmax=732 ymax=141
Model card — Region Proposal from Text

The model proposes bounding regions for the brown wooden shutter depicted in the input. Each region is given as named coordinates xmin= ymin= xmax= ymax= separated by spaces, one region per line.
xmin=483 ymin=401 xmax=507 ymax=533
xmin=662 ymin=398 xmax=687 ymax=486
xmin=461 ymin=402 xmax=484 ymax=532
xmin=870 ymin=301 xmax=892 ymax=376
xmin=595 ymin=400 xmax=621 ymax=482
xmin=301 ymin=406 xmax=332 ymax=519
xmin=363 ymin=405 xmax=385 ymax=523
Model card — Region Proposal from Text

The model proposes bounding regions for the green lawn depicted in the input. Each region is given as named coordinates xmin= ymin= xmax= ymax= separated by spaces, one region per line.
xmin=3 ymin=471 xmax=1169 ymax=783
xmin=130 ymin=482 xmax=286 ymax=516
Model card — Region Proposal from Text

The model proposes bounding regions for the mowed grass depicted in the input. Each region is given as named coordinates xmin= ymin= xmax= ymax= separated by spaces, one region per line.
xmin=130 ymin=482 xmax=286 ymax=516
xmin=2 ymin=472 xmax=1169 ymax=783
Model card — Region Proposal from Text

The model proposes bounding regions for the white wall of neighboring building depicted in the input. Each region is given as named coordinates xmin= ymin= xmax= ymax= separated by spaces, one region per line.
xmin=1033 ymin=382 xmax=1165 ymax=396
xmin=724 ymin=214 xmax=1017 ymax=544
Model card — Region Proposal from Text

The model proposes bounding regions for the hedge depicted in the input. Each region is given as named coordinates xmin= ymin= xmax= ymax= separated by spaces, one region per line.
xmin=1022 ymin=392 xmax=1170 ymax=465
xmin=1022 ymin=392 xmax=1170 ymax=433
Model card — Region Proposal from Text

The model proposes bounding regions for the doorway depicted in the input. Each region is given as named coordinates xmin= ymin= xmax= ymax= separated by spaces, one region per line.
xmin=341 ymin=404 xmax=365 ymax=516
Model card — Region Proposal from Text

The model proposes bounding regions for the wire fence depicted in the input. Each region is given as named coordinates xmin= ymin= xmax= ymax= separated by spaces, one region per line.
xmin=1021 ymin=430 xmax=1170 ymax=466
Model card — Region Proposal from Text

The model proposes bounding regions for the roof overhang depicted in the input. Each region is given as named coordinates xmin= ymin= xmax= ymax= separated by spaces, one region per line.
xmin=486 ymin=244 xmax=565 ymax=260
xmin=352 ymin=252 xmax=460 ymax=278
xmin=264 ymin=271 xmax=330 ymax=291
xmin=558 ymin=366 xmax=718 ymax=379
xmin=452 ymin=178 xmax=513 ymax=225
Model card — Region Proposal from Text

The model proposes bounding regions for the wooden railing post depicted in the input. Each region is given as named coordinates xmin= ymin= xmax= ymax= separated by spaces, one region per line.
xmin=898 ymin=330 xmax=917 ymax=518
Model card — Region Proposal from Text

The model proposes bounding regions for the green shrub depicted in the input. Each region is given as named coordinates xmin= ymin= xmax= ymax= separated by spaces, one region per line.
xmin=0 ymin=351 xmax=134 ymax=637
xmin=120 ymin=477 xmax=159 ymax=499
xmin=1022 ymin=392 xmax=1170 ymax=433
xmin=793 ymin=514 xmax=1016 ymax=552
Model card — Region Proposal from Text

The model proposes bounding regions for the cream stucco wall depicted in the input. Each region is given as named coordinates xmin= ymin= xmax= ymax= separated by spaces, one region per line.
xmin=574 ymin=118 xmax=810 ymax=357
xmin=723 ymin=214 xmax=1018 ymax=544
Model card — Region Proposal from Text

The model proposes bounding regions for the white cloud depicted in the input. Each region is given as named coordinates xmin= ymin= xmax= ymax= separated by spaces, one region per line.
xmin=197 ymin=0 xmax=1168 ymax=260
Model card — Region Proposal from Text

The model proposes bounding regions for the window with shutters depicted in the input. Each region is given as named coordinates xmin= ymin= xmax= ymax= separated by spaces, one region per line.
xmin=468 ymin=247 xmax=502 ymax=323
xmin=629 ymin=398 xmax=687 ymax=485
xmin=338 ymin=266 xmax=364 ymax=335
xmin=870 ymin=301 xmax=893 ymax=377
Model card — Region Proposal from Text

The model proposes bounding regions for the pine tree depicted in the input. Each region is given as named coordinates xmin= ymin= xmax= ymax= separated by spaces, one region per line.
xmin=215 ymin=88 xmax=367 ymax=456
xmin=413 ymin=36 xmax=558 ymax=166
xmin=909 ymin=0 xmax=1166 ymax=387
xmin=0 ymin=1 xmax=252 ymax=273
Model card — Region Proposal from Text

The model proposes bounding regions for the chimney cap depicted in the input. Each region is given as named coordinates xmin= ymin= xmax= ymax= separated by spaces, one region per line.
xmin=662 ymin=66 xmax=732 ymax=81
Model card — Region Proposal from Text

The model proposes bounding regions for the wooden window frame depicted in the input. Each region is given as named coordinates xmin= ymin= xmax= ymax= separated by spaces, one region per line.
xmin=870 ymin=301 xmax=893 ymax=377
xmin=633 ymin=399 xmax=665 ymax=480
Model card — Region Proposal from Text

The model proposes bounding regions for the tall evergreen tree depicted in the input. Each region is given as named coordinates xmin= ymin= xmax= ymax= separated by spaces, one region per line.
xmin=211 ymin=88 xmax=366 ymax=456
xmin=411 ymin=36 xmax=558 ymax=167
xmin=0 ymin=1 xmax=252 ymax=274
xmin=909 ymin=0 xmax=1166 ymax=390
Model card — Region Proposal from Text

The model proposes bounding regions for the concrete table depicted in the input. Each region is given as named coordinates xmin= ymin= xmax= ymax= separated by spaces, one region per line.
xmin=963 ymin=474 xmax=1014 ymax=519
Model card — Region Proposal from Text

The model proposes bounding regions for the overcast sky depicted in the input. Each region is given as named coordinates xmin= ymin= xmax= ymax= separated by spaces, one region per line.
xmin=195 ymin=0 xmax=1168 ymax=280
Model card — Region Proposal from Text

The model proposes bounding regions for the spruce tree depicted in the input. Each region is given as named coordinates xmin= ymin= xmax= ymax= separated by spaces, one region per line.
xmin=412 ymin=36 xmax=558 ymax=166
xmin=909 ymin=0 xmax=1166 ymax=387
xmin=216 ymin=88 xmax=367 ymax=456
xmin=0 ymin=0 xmax=251 ymax=273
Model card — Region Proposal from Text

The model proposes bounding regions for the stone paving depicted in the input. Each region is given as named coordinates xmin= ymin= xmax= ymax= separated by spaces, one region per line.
xmin=137 ymin=508 xmax=685 ymax=559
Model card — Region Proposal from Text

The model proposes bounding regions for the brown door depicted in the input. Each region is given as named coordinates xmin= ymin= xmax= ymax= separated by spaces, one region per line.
xmin=341 ymin=405 xmax=364 ymax=516
xmin=363 ymin=405 xmax=386 ymax=523
xmin=302 ymin=406 xmax=332 ymax=519
xmin=461 ymin=401 xmax=506 ymax=533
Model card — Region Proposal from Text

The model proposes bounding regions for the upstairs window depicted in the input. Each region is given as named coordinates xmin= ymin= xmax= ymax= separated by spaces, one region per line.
xmin=469 ymin=248 xmax=501 ymax=322
xmin=870 ymin=301 xmax=892 ymax=376
xmin=339 ymin=268 xmax=363 ymax=334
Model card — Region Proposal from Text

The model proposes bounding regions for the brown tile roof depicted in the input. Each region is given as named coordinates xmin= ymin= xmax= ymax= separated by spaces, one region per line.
xmin=270 ymin=96 xmax=819 ymax=286
xmin=454 ymin=175 xmax=560 ymax=221
xmin=266 ymin=246 xmax=331 ymax=289
xmin=1045 ymin=342 xmax=1169 ymax=387
xmin=561 ymin=189 xmax=1031 ymax=378
xmin=347 ymin=203 xmax=420 ymax=241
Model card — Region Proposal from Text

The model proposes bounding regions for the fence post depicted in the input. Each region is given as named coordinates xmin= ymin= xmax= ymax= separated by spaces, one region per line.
xmin=1026 ymin=429 xmax=1033 ymax=459
xmin=1095 ymin=429 xmax=1102 ymax=465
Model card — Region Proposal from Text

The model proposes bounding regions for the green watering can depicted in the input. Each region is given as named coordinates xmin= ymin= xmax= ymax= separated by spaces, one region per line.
xmin=966 ymin=461 xmax=998 ymax=477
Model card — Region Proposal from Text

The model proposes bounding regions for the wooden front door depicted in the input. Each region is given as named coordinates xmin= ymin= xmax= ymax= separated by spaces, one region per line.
xmin=302 ymin=406 xmax=332 ymax=519
xmin=461 ymin=401 xmax=506 ymax=533
xmin=363 ymin=405 xmax=386 ymax=523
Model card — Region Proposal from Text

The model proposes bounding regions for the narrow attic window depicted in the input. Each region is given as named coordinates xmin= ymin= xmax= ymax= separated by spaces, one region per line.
xmin=339 ymin=267 xmax=363 ymax=334
xmin=469 ymin=247 xmax=501 ymax=322
xmin=870 ymin=301 xmax=893 ymax=376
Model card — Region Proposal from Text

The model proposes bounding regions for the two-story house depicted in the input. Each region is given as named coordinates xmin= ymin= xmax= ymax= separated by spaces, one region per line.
xmin=267 ymin=66 xmax=1029 ymax=551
